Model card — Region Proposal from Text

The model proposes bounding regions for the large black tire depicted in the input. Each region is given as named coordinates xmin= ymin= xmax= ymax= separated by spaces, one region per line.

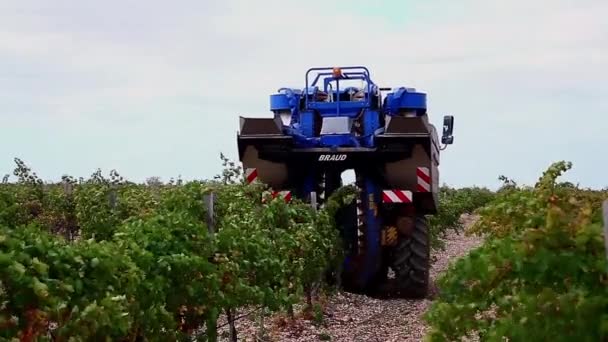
xmin=389 ymin=216 xmax=430 ymax=298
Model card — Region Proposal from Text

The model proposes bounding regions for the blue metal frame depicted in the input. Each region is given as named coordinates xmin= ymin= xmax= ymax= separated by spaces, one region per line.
xmin=383 ymin=87 xmax=427 ymax=116
xmin=262 ymin=66 xmax=436 ymax=291
xmin=360 ymin=176 xmax=382 ymax=287
xmin=268 ymin=66 xmax=428 ymax=149
xmin=304 ymin=66 xmax=375 ymax=117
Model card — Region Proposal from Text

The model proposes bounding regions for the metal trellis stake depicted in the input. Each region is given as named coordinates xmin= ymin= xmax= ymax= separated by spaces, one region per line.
xmin=203 ymin=192 xmax=238 ymax=341
xmin=310 ymin=191 xmax=318 ymax=212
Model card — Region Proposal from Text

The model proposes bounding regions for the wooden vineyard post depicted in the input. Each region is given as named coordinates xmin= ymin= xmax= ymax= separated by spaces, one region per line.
xmin=203 ymin=192 xmax=237 ymax=342
xmin=109 ymin=185 xmax=117 ymax=210
xmin=603 ymin=200 xmax=608 ymax=271
xmin=203 ymin=192 xmax=216 ymax=234
xmin=62 ymin=180 xmax=75 ymax=241
xmin=225 ymin=308 xmax=237 ymax=342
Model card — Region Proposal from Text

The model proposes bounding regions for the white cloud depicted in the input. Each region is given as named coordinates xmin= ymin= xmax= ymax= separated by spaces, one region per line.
xmin=0 ymin=0 xmax=606 ymax=188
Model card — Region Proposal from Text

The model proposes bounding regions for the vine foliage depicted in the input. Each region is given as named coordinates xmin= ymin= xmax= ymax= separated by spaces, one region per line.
xmin=0 ymin=157 xmax=348 ymax=341
xmin=424 ymin=161 xmax=608 ymax=341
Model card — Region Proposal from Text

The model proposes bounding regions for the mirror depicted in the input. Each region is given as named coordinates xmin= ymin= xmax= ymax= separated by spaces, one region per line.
xmin=441 ymin=115 xmax=454 ymax=144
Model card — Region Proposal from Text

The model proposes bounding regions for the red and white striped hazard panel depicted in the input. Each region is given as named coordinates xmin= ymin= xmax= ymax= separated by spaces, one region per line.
xmin=271 ymin=190 xmax=292 ymax=203
xmin=416 ymin=167 xmax=431 ymax=192
xmin=245 ymin=168 xmax=258 ymax=184
xmin=262 ymin=190 xmax=292 ymax=203
xmin=245 ymin=167 xmax=291 ymax=203
xmin=382 ymin=190 xmax=413 ymax=203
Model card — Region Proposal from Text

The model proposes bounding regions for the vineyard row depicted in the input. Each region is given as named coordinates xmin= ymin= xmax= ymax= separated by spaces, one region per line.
xmin=0 ymin=157 xmax=490 ymax=341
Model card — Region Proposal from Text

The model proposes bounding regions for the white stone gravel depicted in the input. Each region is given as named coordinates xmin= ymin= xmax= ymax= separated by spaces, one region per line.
xmin=217 ymin=214 xmax=483 ymax=342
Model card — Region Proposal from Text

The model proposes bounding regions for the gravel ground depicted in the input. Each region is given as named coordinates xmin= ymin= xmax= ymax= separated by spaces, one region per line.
xmin=216 ymin=214 xmax=482 ymax=342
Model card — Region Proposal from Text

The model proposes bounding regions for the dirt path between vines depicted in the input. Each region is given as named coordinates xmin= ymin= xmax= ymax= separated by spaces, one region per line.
xmin=218 ymin=214 xmax=482 ymax=342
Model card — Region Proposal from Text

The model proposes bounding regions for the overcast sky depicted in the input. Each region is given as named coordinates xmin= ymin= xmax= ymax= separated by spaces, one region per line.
xmin=1 ymin=0 xmax=606 ymax=189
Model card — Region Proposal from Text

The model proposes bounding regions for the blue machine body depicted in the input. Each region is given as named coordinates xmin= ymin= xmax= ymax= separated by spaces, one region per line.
xmin=238 ymin=66 xmax=450 ymax=294
xmin=268 ymin=67 xmax=428 ymax=288
xmin=270 ymin=66 xmax=427 ymax=149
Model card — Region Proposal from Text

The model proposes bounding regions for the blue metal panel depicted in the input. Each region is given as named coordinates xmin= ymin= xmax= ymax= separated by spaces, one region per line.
xmin=362 ymin=110 xmax=380 ymax=148
xmin=270 ymin=94 xmax=291 ymax=111
xmin=309 ymin=101 xmax=368 ymax=117
xmin=384 ymin=87 xmax=427 ymax=115
xmin=399 ymin=91 xmax=426 ymax=110
xmin=359 ymin=177 xmax=382 ymax=287
xmin=270 ymin=88 xmax=301 ymax=111
xmin=363 ymin=110 xmax=380 ymax=136
xmin=299 ymin=110 xmax=315 ymax=138
xmin=319 ymin=134 xmax=360 ymax=147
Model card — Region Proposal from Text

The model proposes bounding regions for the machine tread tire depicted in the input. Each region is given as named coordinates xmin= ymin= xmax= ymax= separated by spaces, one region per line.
xmin=390 ymin=216 xmax=430 ymax=298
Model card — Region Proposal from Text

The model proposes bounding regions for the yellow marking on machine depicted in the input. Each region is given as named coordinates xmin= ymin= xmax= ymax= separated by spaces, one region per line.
xmin=368 ymin=194 xmax=378 ymax=217
xmin=381 ymin=226 xmax=398 ymax=246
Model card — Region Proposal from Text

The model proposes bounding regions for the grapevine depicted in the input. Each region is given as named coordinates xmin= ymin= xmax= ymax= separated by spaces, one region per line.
xmin=0 ymin=157 xmax=349 ymax=341
xmin=0 ymin=156 xmax=499 ymax=340
xmin=425 ymin=161 xmax=608 ymax=341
